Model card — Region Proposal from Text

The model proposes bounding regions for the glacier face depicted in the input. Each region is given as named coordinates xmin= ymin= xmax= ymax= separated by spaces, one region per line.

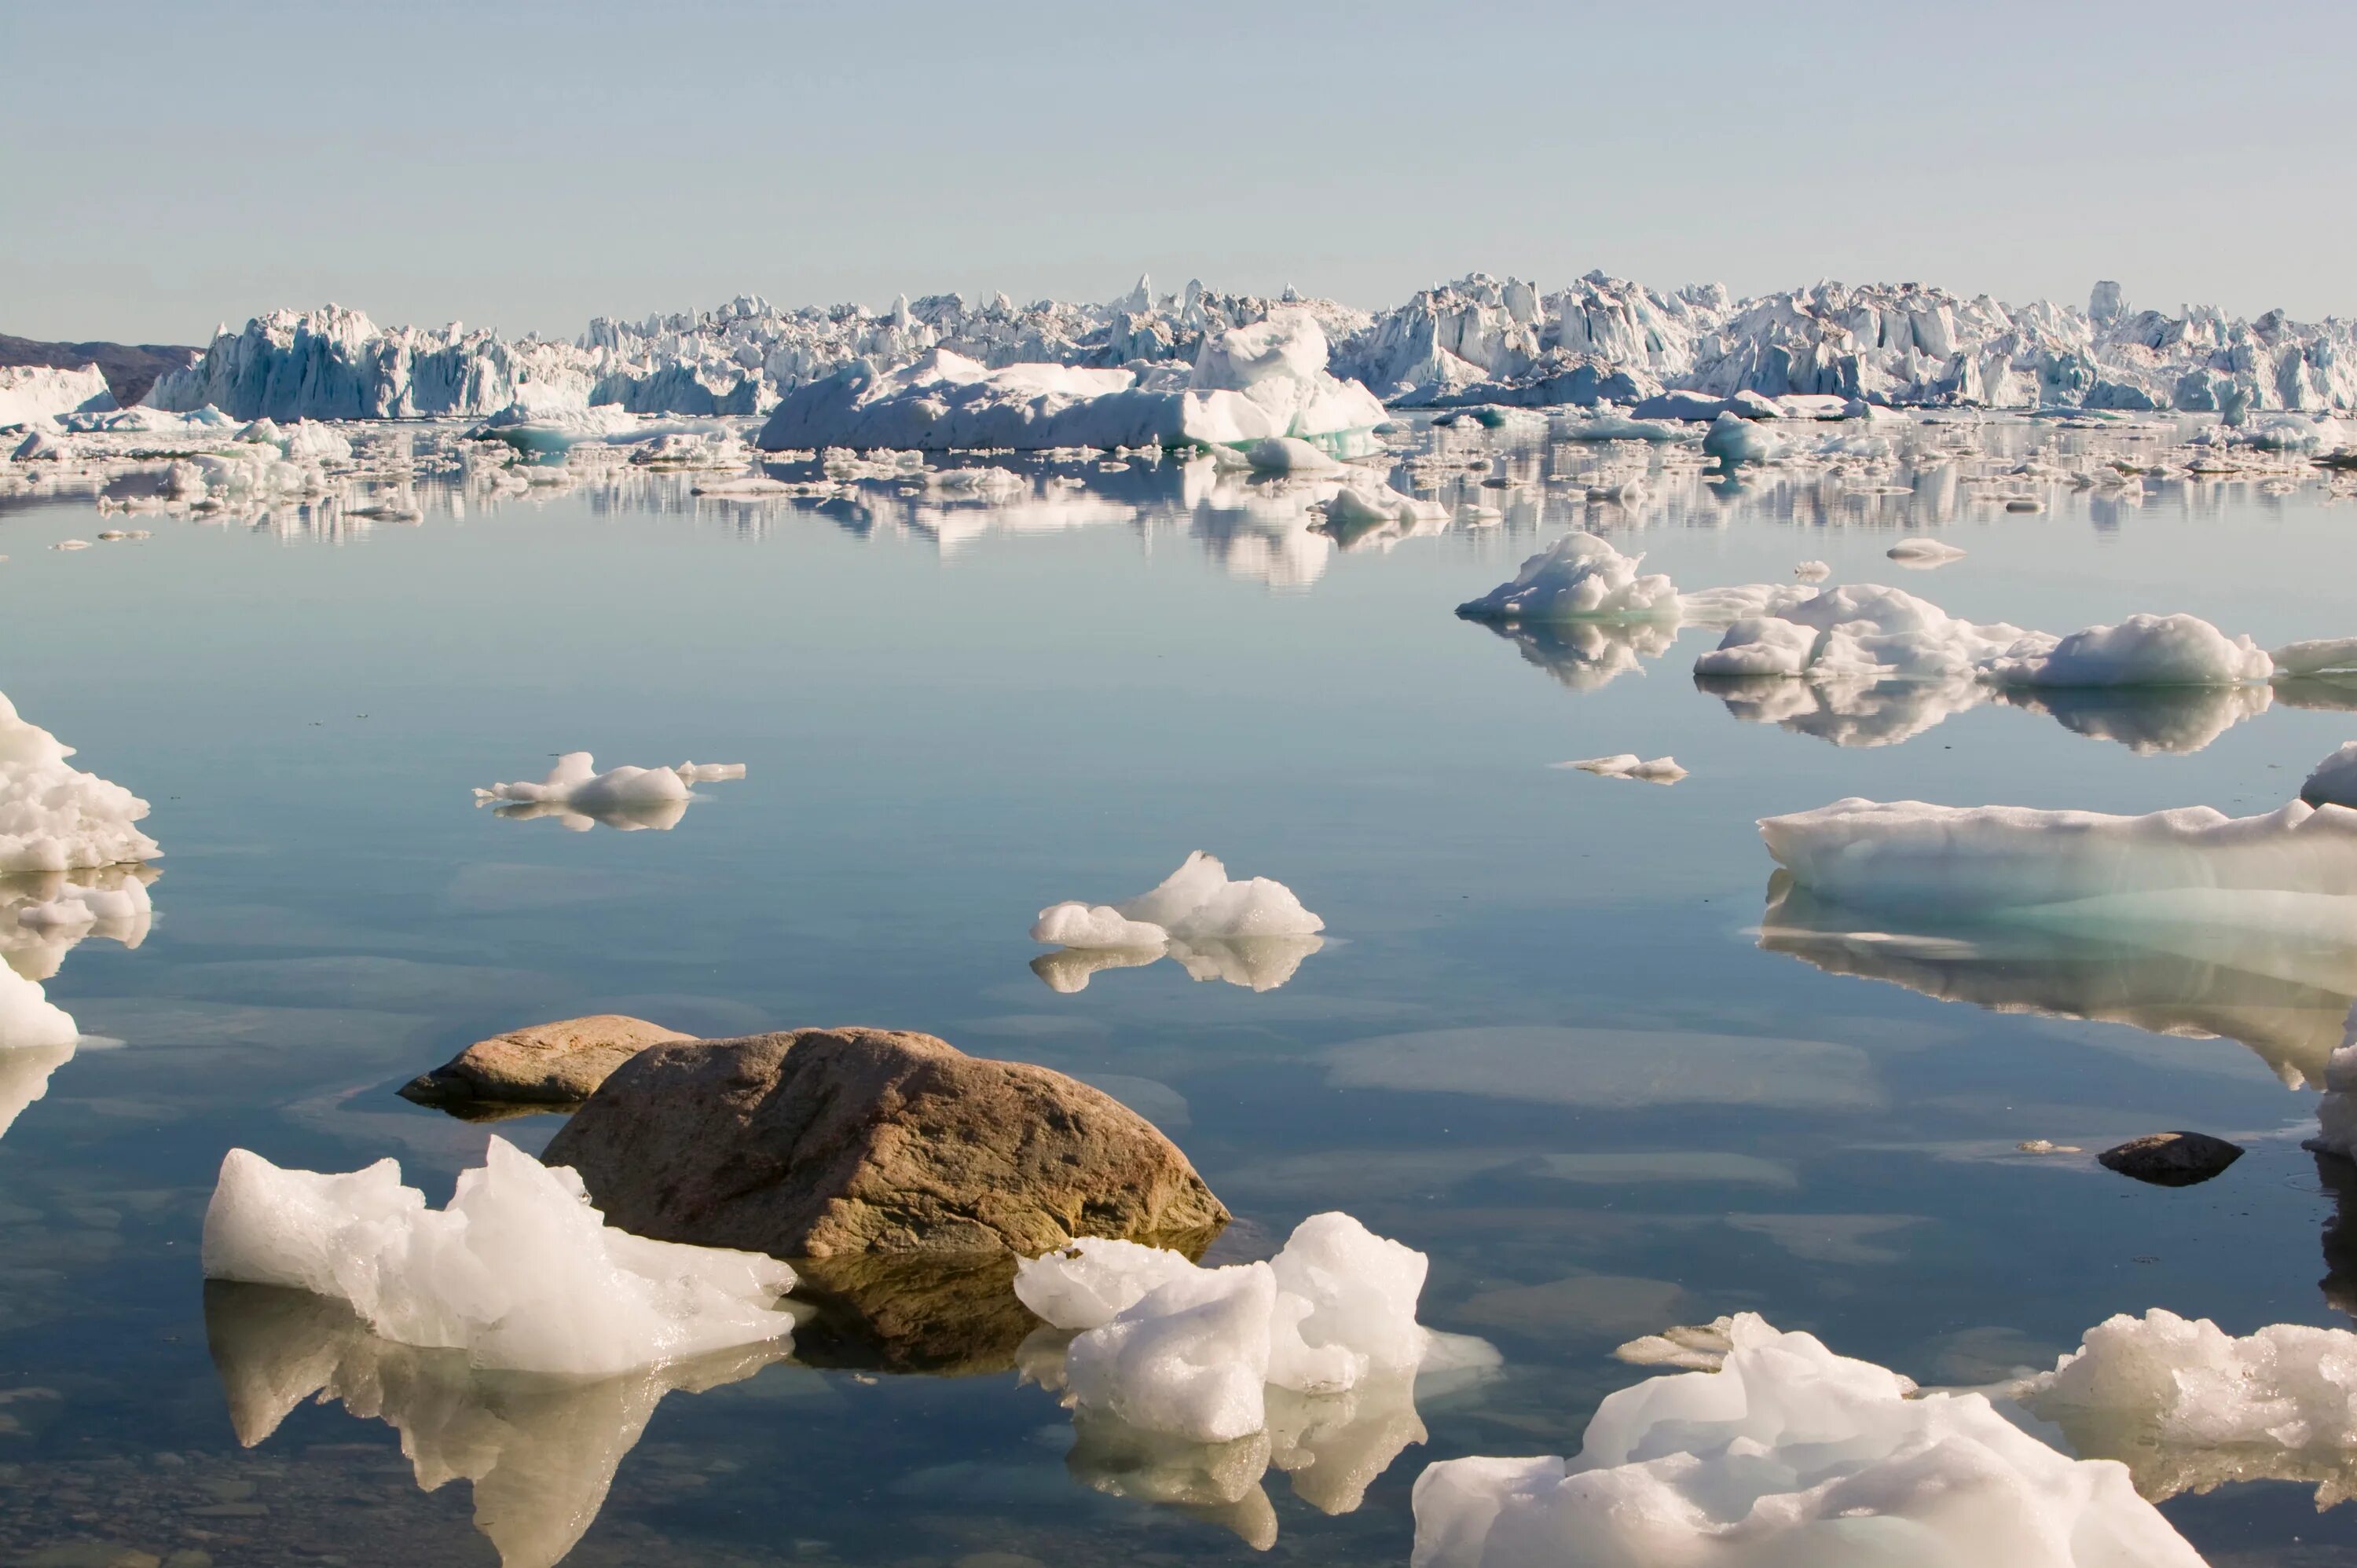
xmin=131 ymin=272 xmax=2357 ymax=429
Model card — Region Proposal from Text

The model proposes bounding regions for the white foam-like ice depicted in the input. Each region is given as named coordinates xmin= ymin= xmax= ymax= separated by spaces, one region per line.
xmin=1412 ymin=1312 xmax=2198 ymax=1568
xmin=0 ymin=690 xmax=163 ymax=874
xmin=2027 ymin=1308 xmax=2357 ymax=1454
xmin=1456 ymin=533 xmax=1681 ymax=625
xmin=200 ymin=1136 xmax=798 ymax=1376
xmin=1017 ymin=1213 xmax=1442 ymax=1444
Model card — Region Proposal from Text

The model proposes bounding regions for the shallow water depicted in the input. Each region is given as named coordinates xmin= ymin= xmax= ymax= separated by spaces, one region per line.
xmin=5 ymin=416 xmax=2357 ymax=1565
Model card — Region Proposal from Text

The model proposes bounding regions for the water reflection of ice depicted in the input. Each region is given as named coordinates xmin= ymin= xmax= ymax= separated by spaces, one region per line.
xmin=1475 ymin=619 xmax=1678 ymax=694
xmin=1759 ymin=874 xmax=2357 ymax=1089
xmin=203 ymin=1280 xmax=790 ymax=1568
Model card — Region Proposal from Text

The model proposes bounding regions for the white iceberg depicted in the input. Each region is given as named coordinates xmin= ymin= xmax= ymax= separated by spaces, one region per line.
xmin=1455 ymin=533 xmax=1682 ymax=625
xmin=0 ymin=363 xmax=115 ymax=426
xmin=200 ymin=1135 xmax=798 ymax=1376
xmin=0 ymin=689 xmax=163 ymax=874
xmin=1983 ymin=614 xmax=2275 ymax=687
xmin=473 ymin=753 xmax=745 ymax=833
xmin=1030 ymin=852 xmax=1325 ymax=992
xmin=1700 ymin=411 xmax=1785 ymax=464
xmin=756 ymin=312 xmax=1383 ymax=452
xmin=1017 ymin=1213 xmax=1457 ymax=1445
xmin=1412 ymin=1312 xmax=2198 ymax=1568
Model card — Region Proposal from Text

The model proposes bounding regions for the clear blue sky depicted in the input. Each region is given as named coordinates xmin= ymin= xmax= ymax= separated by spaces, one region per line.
xmin=9 ymin=0 xmax=2354 ymax=345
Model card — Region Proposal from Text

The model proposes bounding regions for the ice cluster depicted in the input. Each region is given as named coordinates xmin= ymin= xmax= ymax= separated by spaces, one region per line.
xmin=1412 ymin=1312 xmax=2198 ymax=1568
xmin=1031 ymin=852 xmax=1325 ymax=993
xmin=0 ymin=689 xmax=163 ymax=873
xmin=200 ymin=1136 xmax=798 ymax=1376
xmin=112 ymin=271 xmax=2357 ymax=432
xmin=754 ymin=311 xmax=1384 ymax=452
xmin=474 ymin=752 xmax=746 ymax=832
xmin=1015 ymin=1214 xmax=1464 ymax=1445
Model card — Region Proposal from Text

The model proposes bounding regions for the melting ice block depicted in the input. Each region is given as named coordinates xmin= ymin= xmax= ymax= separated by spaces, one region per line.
xmin=1455 ymin=533 xmax=1681 ymax=625
xmin=1412 ymin=1312 xmax=2200 ymax=1568
xmin=474 ymin=752 xmax=744 ymax=832
xmin=0 ymin=689 xmax=163 ymax=874
xmin=1016 ymin=1214 xmax=1467 ymax=1445
xmin=200 ymin=1136 xmax=797 ymax=1376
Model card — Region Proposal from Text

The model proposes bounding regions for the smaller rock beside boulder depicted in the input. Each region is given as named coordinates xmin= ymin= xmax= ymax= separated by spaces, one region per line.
xmin=398 ymin=1015 xmax=691 ymax=1112
xmin=2097 ymin=1131 xmax=2244 ymax=1188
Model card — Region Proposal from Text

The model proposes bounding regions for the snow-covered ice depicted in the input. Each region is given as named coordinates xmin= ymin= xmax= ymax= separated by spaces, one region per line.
xmin=1412 ymin=1312 xmax=2198 ymax=1568
xmin=0 ymin=689 xmax=163 ymax=873
xmin=474 ymin=753 xmax=744 ymax=832
xmin=1016 ymin=1214 xmax=1474 ymax=1445
xmin=200 ymin=1136 xmax=797 ymax=1376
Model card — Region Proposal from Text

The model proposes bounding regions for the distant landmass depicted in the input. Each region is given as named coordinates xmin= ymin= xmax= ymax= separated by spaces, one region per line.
xmin=0 ymin=333 xmax=199 ymax=405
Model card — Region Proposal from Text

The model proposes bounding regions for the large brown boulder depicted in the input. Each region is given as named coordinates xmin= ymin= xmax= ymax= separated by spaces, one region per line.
xmin=541 ymin=1027 xmax=1228 ymax=1258
xmin=398 ymin=1015 xmax=692 ymax=1111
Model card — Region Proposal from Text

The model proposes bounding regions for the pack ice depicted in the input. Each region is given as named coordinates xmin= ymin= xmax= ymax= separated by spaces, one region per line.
xmin=1014 ymin=1214 xmax=1479 ymax=1444
xmin=206 ymin=1279 xmax=785 ymax=1568
xmin=200 ymin=1135 xmax=798 ymax=1376
xmin=475 ymin=752 xmax=746 ymax=832
xmin=1411 ymin=1312 xmax=2199 ymax=1568
xmin=754 ymin=311 xmax=1383 ymax=452
xmin=1030 ymin=851 xmax=1325 ymax=992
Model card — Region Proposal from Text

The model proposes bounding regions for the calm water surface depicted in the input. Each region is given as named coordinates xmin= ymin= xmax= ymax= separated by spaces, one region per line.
xmin=4 ymin=417 xmax=2355 ymax=1566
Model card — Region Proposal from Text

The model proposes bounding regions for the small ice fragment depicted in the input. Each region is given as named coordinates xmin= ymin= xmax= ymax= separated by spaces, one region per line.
xmin=1611 ymin=1317 xmax=1736 ymax=1371
xmin=1561 ymin=754 xmax=1684 ymax=784
xmin=2016 ymin=1139 xmax=2083 ymax=1154
xmin=200 ymin=1137 xmax=797 ymax=1376
xmin=1794 ymin=559 xmax=1831 ymax=580
xmin=1886 ymin=537 xmax=1967 ymax=567
xmin=473 ymin=752 xmax=743 ymax=830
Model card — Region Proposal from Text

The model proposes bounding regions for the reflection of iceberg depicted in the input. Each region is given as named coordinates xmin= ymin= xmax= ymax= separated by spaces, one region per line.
xmin=1413 ymin=1312 xmax=2198 ymax=1568
xmin=0 ymin=962 xmax=77 ymax=1137
xmin=205 ymin=1281 xmax=786 ymax=1568
xmin=3 ymin=865 xmax=158 ymax=980
xmin=1759 ymin=874 xmax=2357 ymax=1087
xmin=1165 ymin=935 xmax=1326 ymax=992
xmin=1474 ymin=618 xmax=1677 ymax=694
xmin=1695 ymin=671 xmax=1983 ymax=746
xmin=1995 ymin=683 xmax=2271 ymax=754
xmin=474 ymin=753 xmax=744 ymax=833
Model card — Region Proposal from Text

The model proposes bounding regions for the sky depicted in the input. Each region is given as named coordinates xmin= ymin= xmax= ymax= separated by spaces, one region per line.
xmin=8 ymin=0 xmax=2356 ymax=346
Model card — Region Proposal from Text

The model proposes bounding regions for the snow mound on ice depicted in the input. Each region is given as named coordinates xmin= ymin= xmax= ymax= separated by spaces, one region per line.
xmin=1456 ymin=533 xmax=1681 ymax=625
xmin=1017 ymin=1212 xmax=1446 ymax=1443
xmin=200 ymin=1136 xmax=797 ymax=1376
xmin=1411 ymin=1311 xmax=2198 ymax=1568
xmin=0 ymin=690 xmax=163 ymax=874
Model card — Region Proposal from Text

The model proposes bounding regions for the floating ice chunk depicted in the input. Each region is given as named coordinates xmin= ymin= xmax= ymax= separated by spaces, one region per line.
xmin=1612 ymin=1317 xmax=1737 ymax=1372
xmin=205 ymin=1281 xmax=786 ymax=1568
xmin=1695 ymin=583 xmax=2031 ymax=680
xmin=1886 ymin=537 xmax=1967 ymax=567
xmin=2304 ymin=743 xmax=2357 ymax=809
xmin=1560 ymin=412 xmax=1687 ymax=442
xmin=1455 ymin=533 xmax=1682 ymax=625
xmin=1166 ymin=877 xmax=1325 ymax=941
xmin=1983 ymin=613 xmax=2273 ymax=687
xmin=1794 ymin=559 xmax=1831 ymax=580
xmin=473 ymin=752 xmax=743 ymax=832
xmin=1023 ymin=1214 xmax=1458 ymax=1445
xmin=200 ymin=1136 xmax=797 ymax=1376
xmin=1700 ymin=411 xmax=1785 ymax=464
xmin=1245 ymin=436 xmax=1341 ymax=474
xmin=1319 ymin=482 xmax=1449 ymax=541
xmin=1030 ymin=902 xmax=1169 ymax=950
xmin=0 ymin=689 xmax=163 ymax=874
xmin=2277 ymin=637 xmax=2357 ymax=678
xmin=1113 ymin=850 xmax=1240 ymax=928
xmin=1032 ymin=851 xmax=1325 ymax=986
xmin=1760 ymin=797 xmax=2357 ymax=944
xmin=1412 ymin=1312 xmax=2199 ymax=1568
xmin=1560 ymin=753 xmax=1685 ymax=784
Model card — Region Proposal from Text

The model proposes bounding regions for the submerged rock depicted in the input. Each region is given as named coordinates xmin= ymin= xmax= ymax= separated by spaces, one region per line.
xmin=398 ymin=1014 xmax=691 ymax=1110
xmin=2097 ymin=1130 xmax=2245 ymax=1187
xmin=541 ymin=1027 xmax=1230 ymax=1258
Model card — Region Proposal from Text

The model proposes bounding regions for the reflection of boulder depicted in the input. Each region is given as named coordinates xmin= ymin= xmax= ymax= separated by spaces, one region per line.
xmin=1760 ymin=875 xmax=2356 ymax=1087
xmin=788 ymin=1251 xmax=1041 ymax=1376
xmin=203 ymin=1280 xmax=786 ymax=1568
xmin=1695 ymin=672 xmax=1982 ymax=747
xmin=543 ymin=1029 xmax=1230 ymax=1258
xmin=1475 ymin=619 xmax=1676 ymax=695
xmin=1994 ymin=683 xmax=2270 ymax=754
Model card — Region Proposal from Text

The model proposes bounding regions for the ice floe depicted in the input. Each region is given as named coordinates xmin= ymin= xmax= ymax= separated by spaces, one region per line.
xmin=200 ymin=1136 xmax=798 ymax=1376
xmin=204 ymin=1280 xmax=786 ymax=1568
xmin=1030 ymin=852 xmax=1325 ymax=993
xmin=473 ymin=753 xmax=745 ymax=833
xmin=1412 ymin=1311 xmax=2198 ymax=1568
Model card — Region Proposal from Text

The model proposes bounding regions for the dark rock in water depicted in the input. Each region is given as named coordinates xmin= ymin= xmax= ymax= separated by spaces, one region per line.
xmin=2097 ymin=1130 xmax=2244 ymax=1187
xmin=541 ymin=1027 xmax=1230 ymax=1258
xmin=398 ymin=1015 xmax=691 ymax=1111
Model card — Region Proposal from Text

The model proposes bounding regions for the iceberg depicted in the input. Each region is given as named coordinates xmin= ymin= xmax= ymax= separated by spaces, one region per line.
xmin=473 ymin=753 xmax=745 ymax=833
xmin=200 ymin=1136 xmax=798 ymax=1376
xmin=204 ymin=1280 xmax=786 ymax=1568
xmin=755 ymin=312 xmax=1383 ymax=453
xmin=1411 ymin=1312 xmax=2199 ymax=1568
xmin=1016 ymin=1214 xmax=1473 ymax=1445
xmin=0 ymin=363 xmax=116 ymax=426
xmin=1454 ymin=533 xmax=1681 ymax=625
xmin=1030 ymin=852 xmax=1325 ymax=992
xmin=0 ymin=689 xmax=163 ymax=873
